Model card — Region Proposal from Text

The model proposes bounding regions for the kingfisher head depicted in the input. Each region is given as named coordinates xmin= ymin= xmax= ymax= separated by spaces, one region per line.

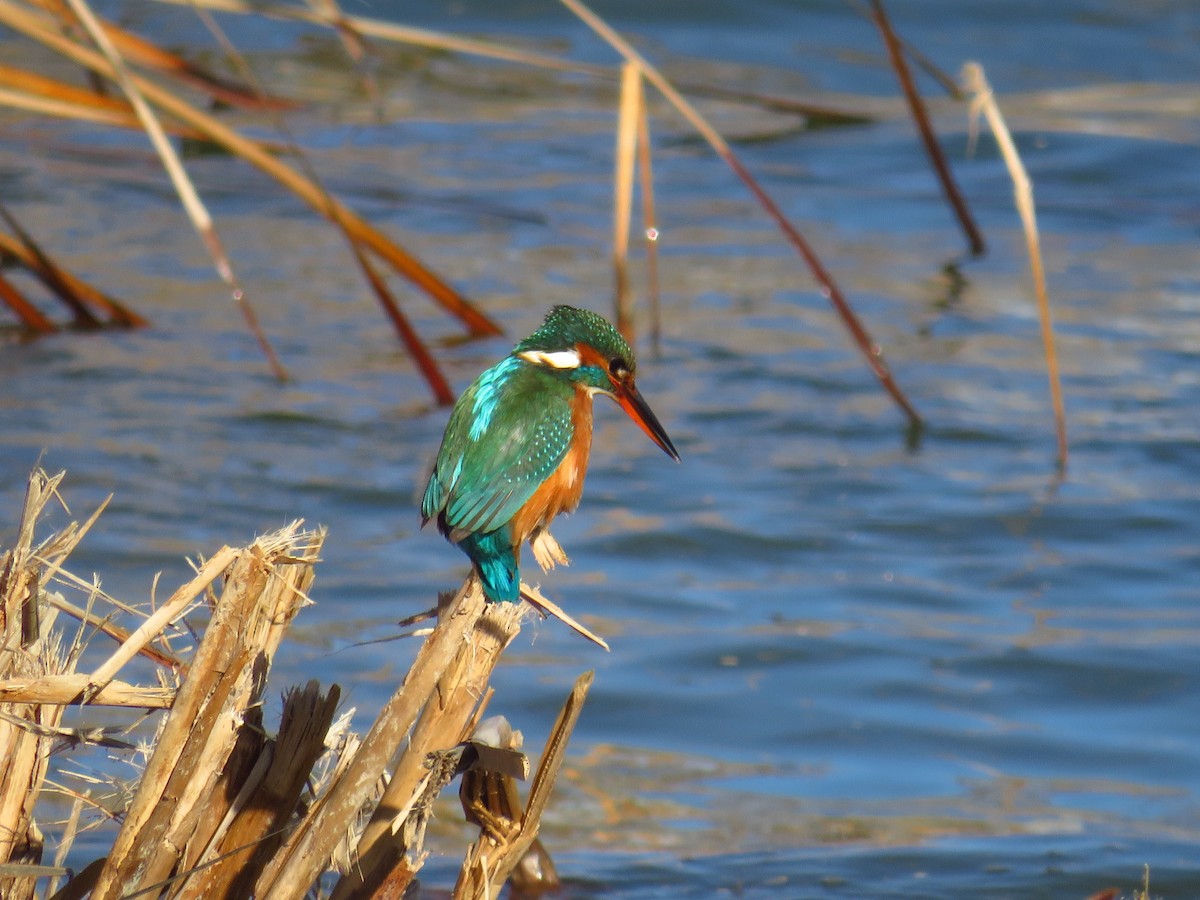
xmin=514 ymin=305 xmax=680 ymax=461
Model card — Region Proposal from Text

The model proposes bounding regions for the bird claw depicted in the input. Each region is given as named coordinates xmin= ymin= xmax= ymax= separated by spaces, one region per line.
xmin=530 ymin=528 xmax=570 ymax=572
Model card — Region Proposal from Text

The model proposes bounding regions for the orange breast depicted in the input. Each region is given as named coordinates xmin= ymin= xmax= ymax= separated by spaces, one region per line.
xmin=509 ymin=385 xmax=594 ymax=547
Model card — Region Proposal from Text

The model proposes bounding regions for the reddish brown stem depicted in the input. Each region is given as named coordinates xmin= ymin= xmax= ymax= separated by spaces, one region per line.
xmin=843 ymin=0 xmax=962 ymax=99
xmin=0 ymin=202 xmax=147 ymax=327
xmin=199 ymin=229 xmax=289 ymax=382
xmin=0 ymin=271 xmax=58 ymax=333
xmin=870 ymin=0 xmax=985 ymax=256
xmin=724 ymin=151 xmax=922 ymax=429
xmin=352 ymin=243 xmax=456 ymax=405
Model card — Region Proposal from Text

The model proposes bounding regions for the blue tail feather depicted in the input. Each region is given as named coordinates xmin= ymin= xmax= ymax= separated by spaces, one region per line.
xmin=458 ymin=529 xmax=520 ymax=604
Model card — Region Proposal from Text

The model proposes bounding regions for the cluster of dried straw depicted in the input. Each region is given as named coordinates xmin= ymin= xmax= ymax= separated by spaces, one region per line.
xmin=0 ymin=468 xmax=588 ymax=898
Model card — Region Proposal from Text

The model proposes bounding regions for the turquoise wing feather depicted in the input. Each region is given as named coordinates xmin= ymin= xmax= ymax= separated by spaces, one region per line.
xmin=422 ymin=358 xmax=575 ymax=541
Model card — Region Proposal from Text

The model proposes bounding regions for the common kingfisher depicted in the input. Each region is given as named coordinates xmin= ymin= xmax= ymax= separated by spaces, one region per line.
xmin=421 ymin=305 xmax=680 ymax=604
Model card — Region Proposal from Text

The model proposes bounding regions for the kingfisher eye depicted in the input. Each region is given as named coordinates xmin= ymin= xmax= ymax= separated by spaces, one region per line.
xmin=609 ymin=357 xmax=629 ymax=379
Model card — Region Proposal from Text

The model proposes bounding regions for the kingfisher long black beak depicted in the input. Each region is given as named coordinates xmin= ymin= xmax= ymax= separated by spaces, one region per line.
xmin=613 ymin=379 xmax=681 ymax=461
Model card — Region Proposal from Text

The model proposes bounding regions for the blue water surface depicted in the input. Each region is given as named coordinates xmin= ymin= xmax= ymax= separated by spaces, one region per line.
xmin=2 ymin=0 xmax=1199 ymax=895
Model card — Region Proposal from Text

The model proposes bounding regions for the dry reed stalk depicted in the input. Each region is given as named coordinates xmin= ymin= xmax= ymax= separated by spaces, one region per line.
xmin=176 ymin=680 xmax=341 ymax=898
xmin=0 ymin=471 xmax=75 ymax=900
xmin=453 ymin=670 xmax=592 ymax=899
xmin=0 ymin=59 xmax=165 ymax=129
xmin=0 ymin=467 xmax=596 ymax=897
xmin=89 ymin=523 xmax=324 ymax=899
xmin=329 ymin=580 xmax=526 ymax=897
xmin=46 ymin=796 xmax=82 ymax=897
xmin=869 ymin=0 xmax=985 ymax=256
xmin=0 ymin=84 xmax=144 ymax=130
xmin=304 ymin=0 xmax=379 ymax=106
xmin=61 ymin=0 xmax=288 ymax=380
xmin=0 ymin=0 xmax=502 ymax=342
xmin=150 ymin=0 xmax=607 ymax=77
xmin=83 ymin=545 xmax=238 ymax=699
xmin=0 ymin=270 xmax=57 ymax=333
xmin=348 ymin=238 xmax=458 ymax=405
xmin=559 ymin=0 xmax=923 ymax=430
xmin=843 ymin=0 xmax=962 ymax=99
xmin=258 ymin=577 xmax=525 ymax=899
xmin=42 ymin=593 xmax=184 ymax=672
xmin=962 ymin=62 xmax=1068 ymax=469
xmin=148 ymin=0 xmax=874 ymax=124
xmin=189 ymin=8 xmax=458 ymax=406
xmin=0 ymin=674 xmax=173 ymax=707
xmin=0 ymin=204 xmax=95 ymax=328
xmin=520 ymin=583 xmax=609 ymax=651
xmin=0 ymin=210 xmax=147 ymax=328
xmin=613 ymin=62 xmax=640 ymax=342
xmin=29 ymin=0 xmax=292 ymax=108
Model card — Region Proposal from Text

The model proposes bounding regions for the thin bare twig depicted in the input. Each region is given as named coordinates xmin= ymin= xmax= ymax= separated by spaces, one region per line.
xmin=870 ymin=0 xmax=985 ymax=256
xmin=843 ymin=0 xmax=962 ymax=98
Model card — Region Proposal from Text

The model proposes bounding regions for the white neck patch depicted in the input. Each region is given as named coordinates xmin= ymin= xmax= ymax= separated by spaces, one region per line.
xmin=518 ymin=349 xmax=582 ymax=369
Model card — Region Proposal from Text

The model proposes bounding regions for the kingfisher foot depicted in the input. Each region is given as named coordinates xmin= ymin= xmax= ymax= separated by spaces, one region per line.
xmin=530 ymin=528 xmax=570 ymax=572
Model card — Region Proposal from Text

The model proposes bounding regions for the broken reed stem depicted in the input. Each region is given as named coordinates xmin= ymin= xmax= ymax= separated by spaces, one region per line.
xmin=305 ymin=0 xmax=379 ymax=105
xmin=176 ymin=680 xmax=341 ymax=899
xmin=256 ymin=578 xmax=524 ymax=899
xmin=148 ymin=0 xmax=875 ymax=124
xmin=0 ymin=270 xmax=57 ymax=333
xmin=347 ymin=240 xmax=458 ymax=406
xmin=612 ymin=61 xmax=640 ymax=342
xmin=0 ymin=229 xmax=143 ymax=328
xmin=42 ymin=592 xmax=185 ymax=672
xmin=21 ymin=4 xmax=291 ymax=110
xmin=0 ymin=674 xmax=174 ymax=708
xmin=0 ymin=202 xmax=96 ymax=328
xmin=0 ymin=471 xmax=69 ymax=899
xmin=454 ymin=670 xmax=593 ymax=899
xmin=84 ymin=546 xmax=238 ymax=697
xmin=0 ymin=203 xmax=145 ymax=328
xmin=559 ymin=0 xmax=922 ymax=430
xmin=90 ymin=524 xmax=324 ymax=899
xmin=2 ymin=468 xmax=595 ymax=898
xmin=153 ymin=0 xmax=607 ymax=77
xmin=962 ymin=62 xmax=1068 ymax=470
xmin=613 ymin=62 xmax=663 ymax=352
xmin=59 ymin=0 xmax=287 ymax=380
xmin=870 ymin=0 xmax=985 ymax=256
xmin=329 ymin=586 xmax=524 ymax=896
xmin=843 ymin=0 xmax=962 ymax=99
